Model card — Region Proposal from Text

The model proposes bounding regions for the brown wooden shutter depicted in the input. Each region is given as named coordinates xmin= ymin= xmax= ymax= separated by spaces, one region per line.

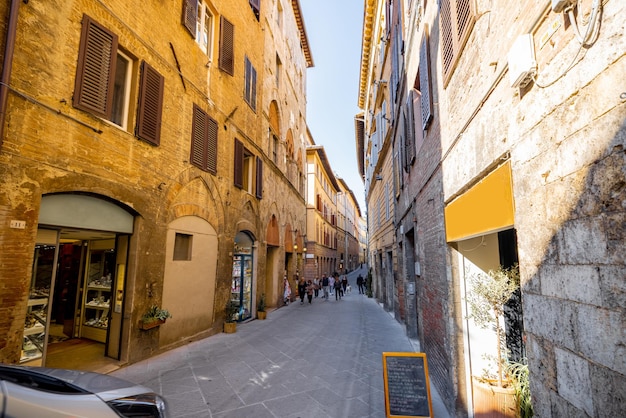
xmin=255 ymin=156 xmax=263 ymax=198
xmin=234 ymin=138 xmax=243 ymax=188
xmin=182 ymin=0 xmax=198 ymax=37
xmin=206 ymin=114 xmax=218 ymax=174
xmin=219 ymin=17 xmax=235 ymax=75
xmin=136 ymin=61 xmax=164 ymax=145
xmin=404 ymin=99 xmax=415 ymax=168
xmin=190 ymin=104 xmax=218 ymax=174
xmin=191 ymin=105 xmax=206 ymax=168
xmin=73 ymin=15 xmax=118 ymax=118
xmin=316 ymin=194 xmax=322 ymax=211
xmin=419 ymin=29 xmax=433 ymax=130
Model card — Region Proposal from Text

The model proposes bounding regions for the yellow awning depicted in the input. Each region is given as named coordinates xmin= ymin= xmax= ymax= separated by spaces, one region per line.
xmin=445 ymin=161 xmax=514 ymax=242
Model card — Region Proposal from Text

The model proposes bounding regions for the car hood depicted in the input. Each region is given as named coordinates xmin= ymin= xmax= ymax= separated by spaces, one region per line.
xmin=25 ymin=367 xmax=155 ymax=400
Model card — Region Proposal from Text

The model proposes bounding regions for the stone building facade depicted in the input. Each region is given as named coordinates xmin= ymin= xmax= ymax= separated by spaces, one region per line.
xmin=0 ymin=0 xmax=312 ymax=370
xmin=358 ymin=0 xmax=625 ymax=416
xmin=305 ymin=144 xmax=340 ymax=281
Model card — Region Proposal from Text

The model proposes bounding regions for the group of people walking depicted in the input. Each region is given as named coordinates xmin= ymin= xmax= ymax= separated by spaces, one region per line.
xmin=289 ymin=271 xmax=366 ymax=305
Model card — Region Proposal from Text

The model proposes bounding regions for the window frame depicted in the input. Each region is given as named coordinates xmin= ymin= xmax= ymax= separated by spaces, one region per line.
xmin=244 ymin=56 xmax=257 ymax=111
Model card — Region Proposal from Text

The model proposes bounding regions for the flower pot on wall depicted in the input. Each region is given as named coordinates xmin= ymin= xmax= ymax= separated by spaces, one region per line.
xmin=472 ymin=378 xmax=518 ymax=418
xmin=139 ymin=319 xmax=166 ymax=330
xmin=223 ymin=322 xmax=237 ymax=333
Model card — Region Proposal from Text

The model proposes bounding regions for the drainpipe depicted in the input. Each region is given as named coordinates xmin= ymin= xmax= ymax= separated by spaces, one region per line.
xmin=0 ymin=0 xmax=21 ymax=147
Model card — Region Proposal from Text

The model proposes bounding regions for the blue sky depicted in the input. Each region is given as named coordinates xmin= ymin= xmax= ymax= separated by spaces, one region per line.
xmin=300 ymin=0 xmax=366 ymax=213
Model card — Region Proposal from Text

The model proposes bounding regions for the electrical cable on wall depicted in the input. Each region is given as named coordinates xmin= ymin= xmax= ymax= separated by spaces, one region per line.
xmin=532 ymin=0 xmax=603 ymax=88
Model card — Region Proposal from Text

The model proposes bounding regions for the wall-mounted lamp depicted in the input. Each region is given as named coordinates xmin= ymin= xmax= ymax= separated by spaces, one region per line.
xmin=294 ymin=244 xmax=298 ymax=251
xmin=376 ymin=175 xmax=383 ymax=181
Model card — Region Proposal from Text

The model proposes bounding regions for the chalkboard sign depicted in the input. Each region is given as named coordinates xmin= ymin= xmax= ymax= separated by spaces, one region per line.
xmin=382 ymin=352 xmax=432 ymax=418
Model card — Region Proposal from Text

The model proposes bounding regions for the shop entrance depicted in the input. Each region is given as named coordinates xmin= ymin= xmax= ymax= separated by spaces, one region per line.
xmin=23 ymin=194 xmax=134 ymax=372
xmin=26 ymin=229 xmax=128 ymax=372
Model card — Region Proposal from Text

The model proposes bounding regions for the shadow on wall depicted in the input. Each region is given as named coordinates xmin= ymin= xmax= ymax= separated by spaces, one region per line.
xmin=522 ymin=116 xmax=626 ymax=417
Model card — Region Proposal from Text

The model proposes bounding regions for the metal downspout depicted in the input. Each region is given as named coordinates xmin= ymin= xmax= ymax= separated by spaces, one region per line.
xmin=0 ymin=0 xmax=21 ymax=147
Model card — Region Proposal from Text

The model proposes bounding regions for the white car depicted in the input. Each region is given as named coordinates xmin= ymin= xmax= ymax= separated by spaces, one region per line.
xmin=0 ymin=364 xmax=168 ymax=417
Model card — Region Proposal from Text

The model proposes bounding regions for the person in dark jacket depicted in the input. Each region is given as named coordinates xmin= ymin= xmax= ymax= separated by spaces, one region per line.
xmin=298 ymin=278 xmax=306 ymax=304
xmin=356 ymin=274 xmax=364 ymax=294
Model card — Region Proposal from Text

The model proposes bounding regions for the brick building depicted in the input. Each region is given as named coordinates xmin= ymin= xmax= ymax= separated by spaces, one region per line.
xmin=0 ymin=0 xmax=312 ymax=370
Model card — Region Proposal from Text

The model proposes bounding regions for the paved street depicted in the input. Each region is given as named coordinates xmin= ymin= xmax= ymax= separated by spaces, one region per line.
xmin=112 ymin=268 xmax=450 ymax=418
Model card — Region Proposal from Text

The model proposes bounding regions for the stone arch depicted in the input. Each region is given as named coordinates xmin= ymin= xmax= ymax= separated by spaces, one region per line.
xmin=269 ymin=100 xmax=280 ymax=135
xmin=266 ymin=214 xmax=280 ymax=247
xmin=286 ymin=129 xmax=294 ymax=160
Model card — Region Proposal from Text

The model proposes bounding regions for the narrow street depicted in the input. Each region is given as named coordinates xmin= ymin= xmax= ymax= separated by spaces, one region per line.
xmin=112 ymin=268 xmax=450 ymax=418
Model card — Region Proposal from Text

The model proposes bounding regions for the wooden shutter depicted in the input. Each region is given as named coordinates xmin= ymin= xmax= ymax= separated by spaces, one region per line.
xmin=206 ymin=114 xmax=218 ymax=173
xmin=410 ymin=89 xmax=424 ymax=154
xmin=73 ymin=15 xmax=118 ymax=118
xmin=255 ymin=156 xmax=263 ymax=198
xmin=182 ymin=0 xmax=198 ymax=37
xmin=316 ymin=194 xmax=322 ymax=211
xmin=244 ymin=57 xmax=257 ymax=111
xmin=419 ymin=29 xmax=433 ymax=130
xmin=440 ymin=0 xmax=475 ymax=84
xmin=250 ymin=64 xmax=257 ymax=111
xmin=404 ymin=100 xmax=415 ymax=168
xmin=136 ymin=61 xmax=164 ymax=145
xmin=234 ymin=138 xmax=243 ymax=188
xmin=219 ymin=17 xmax=235 ymax=75
xmin=190 ymin=104 xmax=218 ymax=174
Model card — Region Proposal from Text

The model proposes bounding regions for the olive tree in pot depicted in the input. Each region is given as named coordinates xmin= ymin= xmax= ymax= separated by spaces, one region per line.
xmin=467 ymin=264 xmax=530 ymax=417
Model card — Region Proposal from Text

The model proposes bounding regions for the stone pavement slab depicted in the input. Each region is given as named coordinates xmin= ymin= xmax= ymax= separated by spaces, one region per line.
xmin=112 ymin=271 xmax=451 ymax=418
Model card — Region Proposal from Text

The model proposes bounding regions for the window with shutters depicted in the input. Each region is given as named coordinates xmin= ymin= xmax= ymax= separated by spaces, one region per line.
xmin=74 ymin=15 xmax=164 ymax=143
xmin=190 ymin=104 xmax=218 ymax=174
xmin=439 ymin=0 xmax=475 ymax=86
xmin=417 ymin=28 xmax=433 ymax=130
xmin=244 ymin=56 xmax=257 ymax=111
xmin=74 ymin=15 xmax=134 ymax=130
xmin=234 ymin=139 xmax=262 ymax=197
xmin=219 ymin=17 xmax=234 ymax=75
xmin=196 ymin=2 xmax=214 ymax=56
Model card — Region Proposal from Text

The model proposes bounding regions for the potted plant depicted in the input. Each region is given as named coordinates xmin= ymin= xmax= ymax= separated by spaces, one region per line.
xmin=467 ymin=264 xmax=524 ymax=417
xmin=257 ymin=293 xmax=267 ymax=320
xmin=223 ymin=299 xmax=238 ymax=333
xmin=139 ymin=305 xmax=172 ymax=330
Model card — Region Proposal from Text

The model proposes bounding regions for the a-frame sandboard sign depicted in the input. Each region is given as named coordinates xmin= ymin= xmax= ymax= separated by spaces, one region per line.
xmin=382 ymin=352 xmax=433 ymax=418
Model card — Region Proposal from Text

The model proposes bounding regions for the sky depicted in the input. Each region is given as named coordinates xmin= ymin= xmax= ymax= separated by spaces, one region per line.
xmin=299 ymin=0 xmax=366 ymax=214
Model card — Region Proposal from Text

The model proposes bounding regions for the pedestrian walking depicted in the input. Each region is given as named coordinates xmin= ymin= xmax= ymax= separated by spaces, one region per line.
xmin=341 ymin=275 xmax=348 ymax=295
xmin=334 ymin=276 xmax=342 ymax=300
xmin=329 ymin=274 xmax=335 ymax=295
xmin=356 ymin=274 xmax=364 ymax=294
xmin=313 ymin=277 xmax=320 ymax=298
xmin=322 ymin=274 xmax=329 ymax=300
xmin=298 ymin=278 xmax=306 ymax=304
xmin=306 ymin=280 xmax=314 ymax=304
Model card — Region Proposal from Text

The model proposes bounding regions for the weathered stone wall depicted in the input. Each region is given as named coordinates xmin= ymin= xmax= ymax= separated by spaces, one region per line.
xmin=438 ymin=0 xmax=626 ymax=416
